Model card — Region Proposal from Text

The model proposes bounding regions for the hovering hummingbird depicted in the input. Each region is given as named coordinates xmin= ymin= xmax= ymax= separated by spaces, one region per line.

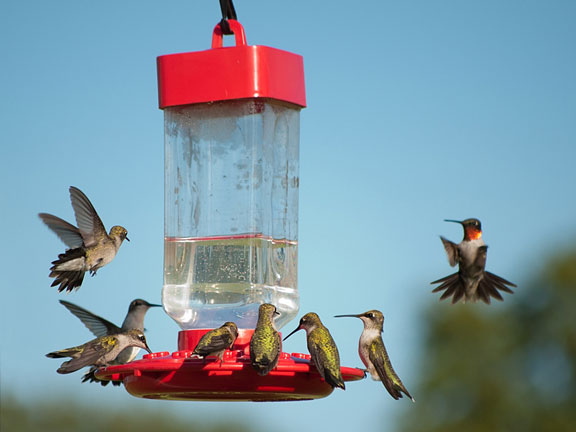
xmin=192 ymin=322 xmax=239 ymax=362
xmin=39 ymin=186 xmax=129 ymax=293
xmin=335 ymin=310 xmax=414 ymax=401
xmin=250 ymin=303 xmax=281 ymax=376
xmin=284 ymin=312 xmax=345 ymax=390
xmin=431 ymin=218 xmax=516 ymax=304
xmin=59 ymin=298 xmax=161 ymax=385
xmin=46 ymin=329 xmax=152 ymax=375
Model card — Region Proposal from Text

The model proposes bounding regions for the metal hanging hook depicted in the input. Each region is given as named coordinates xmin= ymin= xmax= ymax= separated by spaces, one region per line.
xmin=219 ymin=0 xmax=237 ymax=35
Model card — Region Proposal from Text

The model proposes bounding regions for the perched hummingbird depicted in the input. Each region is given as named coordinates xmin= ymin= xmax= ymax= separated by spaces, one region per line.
xmin=250 ymin=303 xmax=281 ymax=376
xmin=192 ymin=322 xmax=239 ymax=362
xmin=335 ymin=310 xmax=414 ymax=401
xmin=431 ymin=218 xmax=516 ymax=304
xmin=46 ymin=329 xmax=152 ymax=374
xmin=60 ymin=298 xmax=160 ymax=384
xmin=284 ymin=312 xmax=345 ymax=390
xmin=39 ymin=186 xmax=129 ymax=293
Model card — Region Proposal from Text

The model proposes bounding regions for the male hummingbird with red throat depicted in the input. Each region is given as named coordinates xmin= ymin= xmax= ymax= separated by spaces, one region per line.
xmin=431 ymin=218 xmax=516 ymax=304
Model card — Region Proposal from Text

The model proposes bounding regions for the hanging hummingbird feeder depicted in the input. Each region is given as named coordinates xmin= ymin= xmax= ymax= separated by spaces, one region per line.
xmin=96 ymin=16 xmax=364 ymax=401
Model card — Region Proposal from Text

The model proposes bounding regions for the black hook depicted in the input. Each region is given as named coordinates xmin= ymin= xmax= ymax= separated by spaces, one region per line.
xmin=219 ymin=0 xmax=237 ymax=35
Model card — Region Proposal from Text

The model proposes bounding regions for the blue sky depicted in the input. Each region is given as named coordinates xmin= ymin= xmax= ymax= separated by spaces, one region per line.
xmin=1 ymin=0 xmax=575 ymax=430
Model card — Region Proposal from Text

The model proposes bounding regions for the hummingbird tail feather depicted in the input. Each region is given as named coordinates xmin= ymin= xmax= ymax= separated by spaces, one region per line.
xmin=49 ymin=248 xmax=86 ymax=292
xmin=432 ymin=271 xmax=515 ymax=304
xmin=325 ymin=373 xmax=346 ymax=390
xmin=251 ymin=356 xmax=278 ymax=376
xmin=392 ymin=382 xmax=415 ymax=401
xmin=82 ymin=367 xmax=121 ymax=386
xmin=56 ymin=360 xmax=83 ymax=374
xmin=475 ymin=272 xmax=516 ymax=304
xmin=476 ymin=285 xmax=492 ymax=304
xmin=50 ymin=270 xmax=85 ymax=292
xmin=382 ymin=375 xmax=404 ymax=400
xmin=431 ymin=272 xmax=466 ymax=304
xmin=477 ymin=278 xmax=503 ymax=304
xmin=485 ymin=271 xmax=517 ymax=291
xmin=56 ymin=357 xmax=94 ymax=374
xmin=430 ymin=273 xmax=455 ymax=285
xmin=46 ymin=350 xmax=68 ymax=359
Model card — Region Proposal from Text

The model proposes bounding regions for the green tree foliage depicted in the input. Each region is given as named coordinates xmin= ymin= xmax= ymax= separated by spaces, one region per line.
xmin=0 ymin=394 xmax=256 ymax=432
xmin=399 ymin=249 xmax=576 ymax=432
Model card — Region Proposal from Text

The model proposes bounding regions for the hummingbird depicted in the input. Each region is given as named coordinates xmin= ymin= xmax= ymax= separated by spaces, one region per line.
xmin=335 ymin=310 xmax=414 ymax=401
xmin=284 ymin=312 xmax=345 ymax=390
xmin=59 ymin=298 xmax=161 ymax=385
xmin=431 ymin=218 xmax=517 ymax=304
xmin=46 ymin=329 xmax=152 ymax=375
xmin=192 ymin=322 xmax=239 ymax=362
xmin=39 ymin=186 xmax=129 ymax=293
xmin=250 ymin=303 xmax=281 ymax=376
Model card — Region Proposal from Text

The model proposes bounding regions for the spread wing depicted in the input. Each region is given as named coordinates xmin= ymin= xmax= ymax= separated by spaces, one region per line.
xmin=69 ymin=186 xmax=107 ymax=247
xmin=57 ymin=337 xmax=118 ymax=374
xmin=440 ymin=236 xmax=459 ymax=267
xmin=38 ymin=213 xmax=84 ymax=249
xmin=369 ymin=337 xmax=414 ymax=401
xmin=60 ymin=300 xmax=121 ymax=337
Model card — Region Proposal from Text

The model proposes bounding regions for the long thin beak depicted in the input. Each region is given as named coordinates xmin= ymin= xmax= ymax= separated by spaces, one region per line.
xmin=148 ymin=303 xmax=162 ymax=308
xmin=334 ymin=314 xmax=362 ymax=318
xmin=283 ymin=326 xmax=300 ymax=341
xmin=144 ymin=343 xmax=152 ymax=354
xmin=444 ymin=219 xmax=463 ymax=225
xmin=125 ymin=237 xmax=131 ymax=242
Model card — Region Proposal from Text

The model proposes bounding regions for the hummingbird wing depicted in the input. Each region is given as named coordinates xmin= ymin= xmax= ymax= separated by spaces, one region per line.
xmin=250 ymin=328 xmax=281 ymax=376
xmin=60 ymin=300 xmax=121 ymax=337
xmin=38 ymin=213 xmax=84 ymax=249
xmin=193 ymin=330 xmax=235 ymax=357
xmin=307 ymin=328 xmax=345 ymax=390
xmin=439 ymin=236 xmax=459 ymax=267
xmin=46 ymin=345 xmax=83 ymax=359
xmin=369 ymin=337 xmax=414 ymax=401
xmin=69 ymin=186 xmax=108 ymax=247
xmin=56 ymin=336 xmax=119 ymax=374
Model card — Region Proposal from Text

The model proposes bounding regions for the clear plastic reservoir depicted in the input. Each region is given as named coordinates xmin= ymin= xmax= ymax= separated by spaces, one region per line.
xmin=163 ymin=99 xmax=300 ymax=330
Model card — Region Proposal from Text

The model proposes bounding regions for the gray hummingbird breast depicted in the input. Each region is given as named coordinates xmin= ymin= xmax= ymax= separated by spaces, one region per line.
xmin=114 ymin=346 xmax=140 ymax=364
xmin=458 ymin=239 xmax=484 ymax=263
xmin=359 ymin=329 xmax=379 ymax=366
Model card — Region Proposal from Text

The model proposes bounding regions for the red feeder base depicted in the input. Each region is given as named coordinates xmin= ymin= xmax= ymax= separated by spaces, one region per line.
xmin=95 ymin=329 xmax=365 ymax=402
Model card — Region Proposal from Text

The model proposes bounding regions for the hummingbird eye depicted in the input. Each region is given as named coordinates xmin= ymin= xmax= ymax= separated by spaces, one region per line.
xmin=366 ymin=313 xmax=374 ymax=318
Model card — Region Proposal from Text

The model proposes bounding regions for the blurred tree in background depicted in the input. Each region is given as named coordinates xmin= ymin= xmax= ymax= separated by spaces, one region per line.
xmin=398 ymin=247 xmax=576 ymax=432
xmin=0 ymin=395 xmax=255 ymax=432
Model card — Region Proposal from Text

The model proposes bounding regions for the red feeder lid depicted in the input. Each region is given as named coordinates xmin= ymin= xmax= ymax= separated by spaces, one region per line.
xmin=157 ymin=20 xmax=306 ymax=109
xmin=95 ymin=329 xmax=365 ymax=402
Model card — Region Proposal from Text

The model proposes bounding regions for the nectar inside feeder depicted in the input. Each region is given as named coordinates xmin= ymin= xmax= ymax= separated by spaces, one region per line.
xmin=95 ymin=19 xmax=364 ymax=401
